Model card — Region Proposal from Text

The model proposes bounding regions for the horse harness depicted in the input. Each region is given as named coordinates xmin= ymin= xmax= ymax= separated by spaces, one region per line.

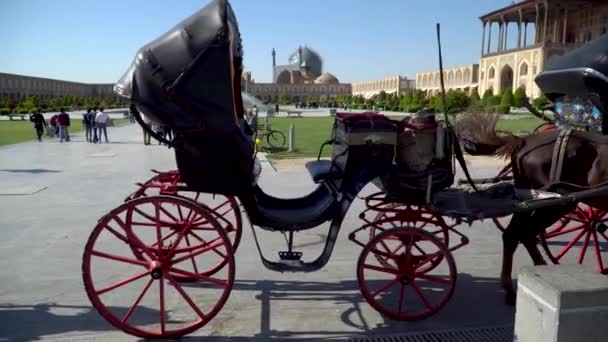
xmin=550 ymin=128 xmax=573 ymax=183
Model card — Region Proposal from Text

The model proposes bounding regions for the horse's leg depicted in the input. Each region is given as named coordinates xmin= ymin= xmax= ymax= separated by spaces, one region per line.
xmin=501 ymin=215 xmax=522 ymax=305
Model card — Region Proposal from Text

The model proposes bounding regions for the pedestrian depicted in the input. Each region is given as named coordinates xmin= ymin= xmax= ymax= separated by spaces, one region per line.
xmin=92 ymin=107 xmax=99 ymax=143
xmin=50 ymin=114 xmax=59 ymax=137
xmin=95 ymin=107 xmax=109 ymax=143
xmin=275 ymin=103 xmax=279 ymax=114
xmin=83 ymin=108 xmax=95 ymax=142
xmin=29 ymin=108 xmax=47 ymax=141
xmin=57 ymin=108 xmax=71 ymax=142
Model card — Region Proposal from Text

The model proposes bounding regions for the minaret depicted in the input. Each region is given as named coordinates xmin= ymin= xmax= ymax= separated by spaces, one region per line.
xmin=271 ymin=48 xmax=276 ymax=82
xmin=298 ymin=45 xmax=303 ymax=67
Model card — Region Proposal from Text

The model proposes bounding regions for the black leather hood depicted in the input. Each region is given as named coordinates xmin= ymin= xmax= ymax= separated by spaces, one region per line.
xmin=114 ymin=0 xmax=243 ymax=132
xmin=535 ymin=33 xmax=608 ymax=110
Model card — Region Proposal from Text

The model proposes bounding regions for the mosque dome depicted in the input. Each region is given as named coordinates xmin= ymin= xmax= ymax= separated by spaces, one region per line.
xmin=288 ymin=46 xmax=323 ymax=77
xmin=314 ymin=73 xmax=339 ymax=84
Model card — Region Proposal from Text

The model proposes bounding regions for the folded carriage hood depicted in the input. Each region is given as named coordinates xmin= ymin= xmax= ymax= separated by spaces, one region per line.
xmin=114 ymin=0 xmax=242 ymax=132
xmin=535 ymin=33 xmax=608 ymax=106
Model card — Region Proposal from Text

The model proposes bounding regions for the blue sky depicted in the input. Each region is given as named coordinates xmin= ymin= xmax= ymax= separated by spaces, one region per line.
xmin=0 ymin=0 xmax=513 ymax=84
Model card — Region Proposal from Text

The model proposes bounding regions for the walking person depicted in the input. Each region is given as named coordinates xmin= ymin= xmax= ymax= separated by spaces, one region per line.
xmin=92 ymin=107 xmax=99 ymax=143
xmin=50 ymin=114 xmax=59 ymax=137
xmin=95 ymin=107 xmax=109 ymax=143
xmin=29 ymin=108 xmax=47 ymax=141
xmin=57 ymin=108 xmax=71 ymax=142
xmin=83 ymin=108 xmax=95 ymax=142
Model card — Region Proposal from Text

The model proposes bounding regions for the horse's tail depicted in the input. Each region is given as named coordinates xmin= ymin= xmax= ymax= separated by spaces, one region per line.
xmin=454 ymin=112 xmax=523 ymax=158
xmin=495 ymin=134 xmax=524 ymax=159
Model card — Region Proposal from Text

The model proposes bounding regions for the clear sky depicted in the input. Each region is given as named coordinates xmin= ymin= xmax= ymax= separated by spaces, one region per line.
xmin=0 ymin=0 xmax=514 ymax=84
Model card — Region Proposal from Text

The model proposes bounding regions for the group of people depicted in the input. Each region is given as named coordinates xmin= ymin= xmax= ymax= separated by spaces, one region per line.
xmin=29 ymin=107 xmax=110 ymax=143
xmin=29 ymin=108 xmax=72 ymax=142
xmin=82 ymin=107 xmax=110 ymax=143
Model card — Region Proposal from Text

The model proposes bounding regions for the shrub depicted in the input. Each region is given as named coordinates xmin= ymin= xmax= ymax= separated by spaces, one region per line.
xmin=500 ymin=90 xmax=514 ymax=107
xmin=17 ymin=108 xmax=30 ymax=114
xmin=480 ymin=89 xmax=494 ymax=107
xmin=533 ymin=95 xmax=549 ymax=109
xmin=496 ymin=104 xmax=511 ymax=114
xmin=0 ymin=108 xmax=10 ymax=115
xmin=513 ymin=87 xmax=526 ymax=108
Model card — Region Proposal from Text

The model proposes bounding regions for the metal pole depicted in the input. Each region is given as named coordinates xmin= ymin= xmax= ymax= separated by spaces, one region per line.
xmin=288 ymin=124 xmax=295 ymax=152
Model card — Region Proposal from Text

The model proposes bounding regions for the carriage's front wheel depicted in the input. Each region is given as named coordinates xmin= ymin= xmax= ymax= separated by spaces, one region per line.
xmin=358 ymin=227 xmax=456 ymax=321
xmin=83 ymin=196 xmax=235 ymax=338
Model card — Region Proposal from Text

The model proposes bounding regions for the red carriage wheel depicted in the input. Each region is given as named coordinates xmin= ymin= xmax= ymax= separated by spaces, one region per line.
xmin=83 ymin=196 xmax=235 ymax=338
xmin=540 ymin=205 xmax=608 ymax=274
xmin=126 ymin=171 xmax=242 ymax=270
xmin=358 ymin=227 xmax=457 ymax=321
xmin=368 ymin=207 xmax=451 ymax=273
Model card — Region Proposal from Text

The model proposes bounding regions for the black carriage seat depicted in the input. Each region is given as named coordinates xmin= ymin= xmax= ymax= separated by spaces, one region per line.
xmin=241 ymin=184 xmax=338 ymax=230
xmin=305 ymin=160 xmax=343 ymax=183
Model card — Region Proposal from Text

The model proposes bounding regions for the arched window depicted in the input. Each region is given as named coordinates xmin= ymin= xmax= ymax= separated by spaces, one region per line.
xmin=488 ymin=67 xmax=495 ymax=79
xmin=520 ymin=62 xmax=528 ymax=76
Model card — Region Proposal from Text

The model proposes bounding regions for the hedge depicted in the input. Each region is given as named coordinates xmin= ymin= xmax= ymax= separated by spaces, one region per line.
xmin=0 ymin=108 xmax=10 ymax=115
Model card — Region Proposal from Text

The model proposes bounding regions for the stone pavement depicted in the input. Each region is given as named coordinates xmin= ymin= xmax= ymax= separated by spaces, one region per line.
xmin=0 ymin=123 xmax=555 ymax=341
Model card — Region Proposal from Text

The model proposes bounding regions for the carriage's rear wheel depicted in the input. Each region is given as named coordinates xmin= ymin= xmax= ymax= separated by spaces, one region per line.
xmin=83 ymin=196 xmax=235 ymax=338
xmin=369 ymin=206 xmax=450 ymax=273
xmin=358 ymin=227 xmax=456 ymax=321
xmin=540 ymin=205 xmax=608 ymax=274
xmin=126 ymin=171 xmax=242 ymax=279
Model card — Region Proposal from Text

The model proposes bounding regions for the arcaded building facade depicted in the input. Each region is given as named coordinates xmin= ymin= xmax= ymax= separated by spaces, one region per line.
xmin=416 ymin=64 xmax=479 ymax=95
xmin=351 ymin=76 xmax=415 ymax=99
xmin=478 ymin=0 xmax=608 ymax=98
xmin=0 ymin=72 xmax=114 ymax=99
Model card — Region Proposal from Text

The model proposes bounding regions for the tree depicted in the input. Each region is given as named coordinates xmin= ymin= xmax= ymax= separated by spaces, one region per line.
xmin=500 ymin=89 xmax=514 ymax=107
xmin=1 ymin=96 xmax=10 ymax=108
xmin=513 ymin=87 xmax=527 ymax=108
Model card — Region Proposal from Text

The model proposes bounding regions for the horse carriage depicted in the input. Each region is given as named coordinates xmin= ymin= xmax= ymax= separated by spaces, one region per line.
xmin=82 ymin=0 xmax=608 ymax=338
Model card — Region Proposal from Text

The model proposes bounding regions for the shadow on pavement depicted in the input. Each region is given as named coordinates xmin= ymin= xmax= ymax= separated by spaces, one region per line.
xmin=1 ymin=274 xmax=513 ymax=341
xmin=0 ymin=169 xmax=62 ymax=174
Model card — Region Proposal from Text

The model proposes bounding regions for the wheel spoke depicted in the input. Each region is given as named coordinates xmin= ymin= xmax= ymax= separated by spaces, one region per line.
xmin=411 ymin=281 xmax=433 ymax=310
xmin=415 ymin=273 xmax=451 ymax=285
xmin=170 ymin=267 xmax=228 ymax=287
xmin=96 ymin=270 xmax=150 ymax=295
xmin=186 ymin=230 xmax=226 ymax=258
xmin=167 ymin=275 xmax=207 ymax=319
xmin=363 ymin=263 xmax=400 ymax=275
xmin=397 ymin=284 xmax=405 ymax=315
xmin=154 ymin=203 xmax=163 ymax=252
xmin=172 ymin=238 xmax=225 ymax=264
xmin=91 ymin=250 xmax=148 ymax=267
xmin=159 ymin=273 xmax=165 ymax=334
xmin=103 ymin=224 xmax=129 ymax=244
xmin=370 ymin=277 xmax=399 ymax=298
xmin=545 ymin=224 xmax=586 ymax=239
xmin=578 ymin=231 xmax=592 ymax=264
xmin=555 ymin=228 xmax=587 ymax=261
xmin=122 ymin=278 xmax=153 ymax=323
xmin=131 ymin=207 xmax=175 ymax=226
xmin=158 ymin=203 xmax=180 ymax=223
xmin=177 ymin=204 xmax=184 ymax=221
xmin=593 ymin=231 xmax=605 ymax=272
xmin=114 ymin=215 xmax=156 ymax=260
xmin=184 ymin=235 xmax=200 ymax=275
xmin=415 ymin=252 xmax=443 ymax=272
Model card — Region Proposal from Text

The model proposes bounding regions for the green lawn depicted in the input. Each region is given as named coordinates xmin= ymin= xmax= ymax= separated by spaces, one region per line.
xmin=262 ymin=115 xmax=548 ymax=159
xmin=0 ymin=118 xmax=131 ymax=146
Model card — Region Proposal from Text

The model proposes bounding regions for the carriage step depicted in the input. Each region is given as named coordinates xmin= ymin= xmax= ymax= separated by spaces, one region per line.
xmin=278 ymin=251 xmax=302 ymax=260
